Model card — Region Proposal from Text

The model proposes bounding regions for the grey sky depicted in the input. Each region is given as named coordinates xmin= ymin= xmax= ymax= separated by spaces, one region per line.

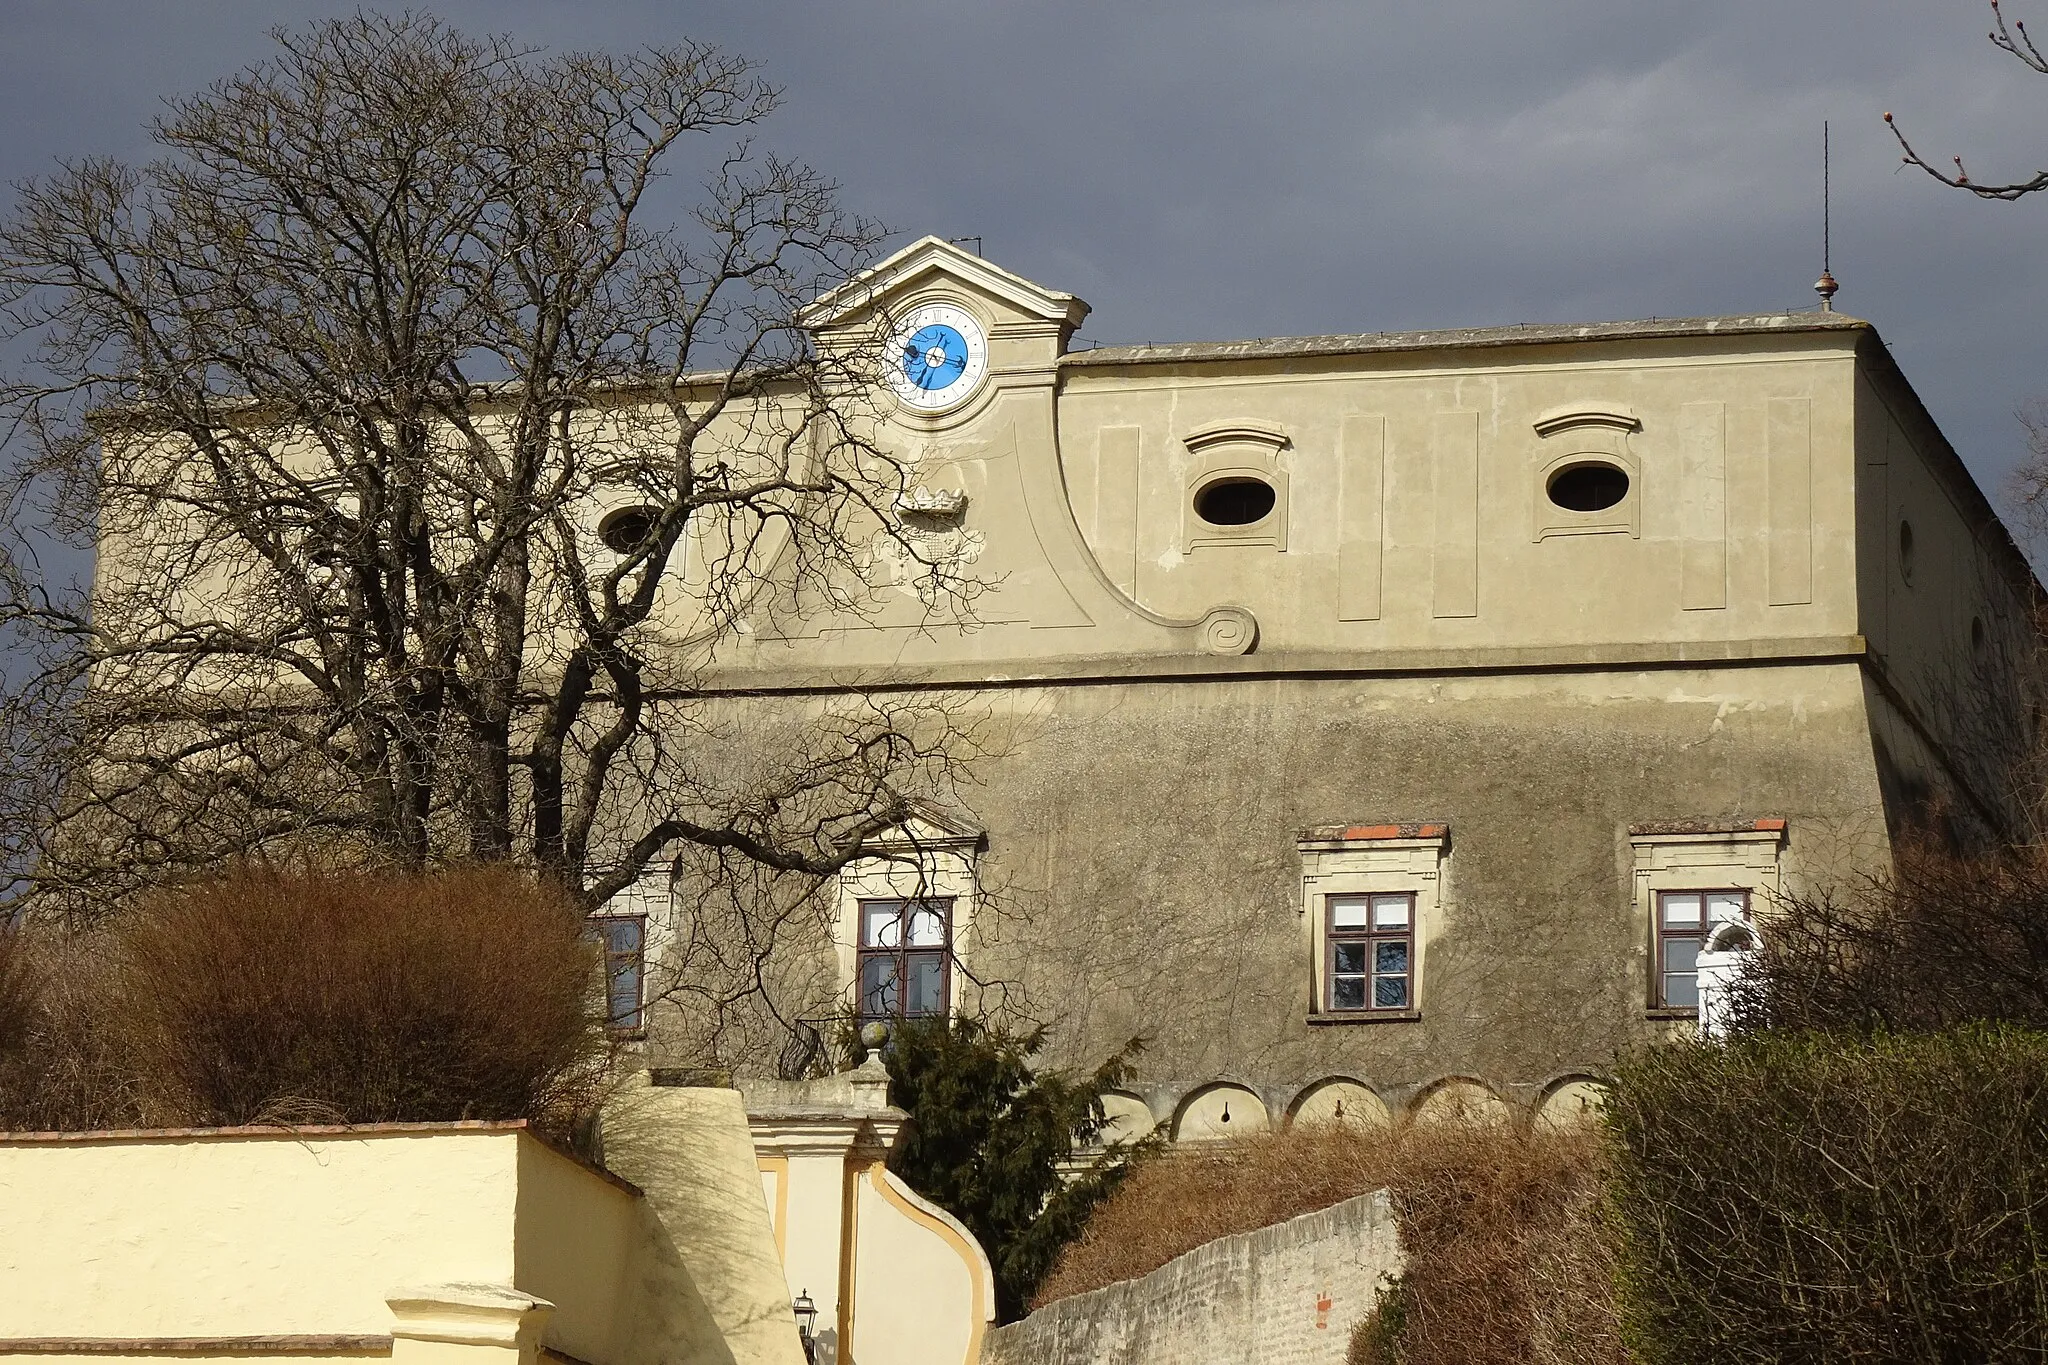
xmin=6 ymin=1 xmax=2047 ymax=500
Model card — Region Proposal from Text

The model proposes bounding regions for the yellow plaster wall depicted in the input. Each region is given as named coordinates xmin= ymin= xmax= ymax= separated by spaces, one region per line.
xmin=848 ymin=1164 xmax=993 ymax=1365
xmin=0 ymin=1123 xmax=768 ymax=1365
xmin=1057 ymin=338 xmax=1863 ymax=654
xmin=512 ymin=1137 xmax=636 ymax=1365
xmin=0 ymin=1128 xmax=524 ymax=1340
xmin=598 ymin=1083 xmax=808 ymax=1365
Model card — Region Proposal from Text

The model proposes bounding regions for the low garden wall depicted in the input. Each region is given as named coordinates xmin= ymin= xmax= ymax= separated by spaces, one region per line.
xmin=0 ymin=1099 xmax=807 ymax=1365
xmin=983 ymin=1190 xmax=1400 ymax=1365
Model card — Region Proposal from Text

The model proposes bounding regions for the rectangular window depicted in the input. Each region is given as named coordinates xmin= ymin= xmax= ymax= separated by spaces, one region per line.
xmin=857 ymin=898 xmax=953 ymax=1024
xmin=591 ymin=915 xmax=646 ymax=1033
xmin=1656 ymin=889 xmax=1747 ymax=1009
xmin=1327 ymin=892 xmax=1413 ymax=1012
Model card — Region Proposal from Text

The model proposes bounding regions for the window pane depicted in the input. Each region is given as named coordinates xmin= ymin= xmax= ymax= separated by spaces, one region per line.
xmin=906 ymin=904 xmax=947 ymax=947
xmin=1371 ymin=895 xmax=1411 ymax=929
xmin=607 ymin=960 xmax=642 ymax=1027
xmin=1375 ymin=940 xmax=1409 ymax=974
xmin=1662 ymin=972 xmax=1699 ymax=1008
xmin=1661 ymin=893 xmax=1703 ymax=927
xmin=602 ymin=918 xmax=643 ymax=956
xmin=1373 ymin=975 xmax=1409 ymax=1008
xmin=1333 ymin=942 xmax=1368 ymax=974
xmin=863 ymin=902 xmax=902 ymax=948
xmin=859 ymin=954 xmax=900 ymax=1016
xmin=1332 ymin=976 xmax=1366 ymax=1009
xmin=1330 ymin=897 xmax=1369 ymax=929
xmin=903 ymin=951 xmax=946 ymax=1016
xmin=1664 ymin=937 xmax=1700 ymax=972
xmin=1706 ymin=891 xmax=1748 ymax=922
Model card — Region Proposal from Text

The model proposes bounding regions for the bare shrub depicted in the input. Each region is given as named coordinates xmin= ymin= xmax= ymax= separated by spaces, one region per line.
xmin=1036 ymin=1120 xmax=1623 ymax=1365
xmin=112 ymin=864 xmax=611 ymax=1139
xmin=0 ymin=929 xmax=140 ymax=1131
xmin=0 ymin=925 xmax=33 ymax=1058
xmin=1728 ymin=838 xmax=2048 ymax=1034
xmin=1035 ymin=1122 xmax=1392 ymax=1305
xmin=1381 ymin=1124 xmax=1623 ymax=1365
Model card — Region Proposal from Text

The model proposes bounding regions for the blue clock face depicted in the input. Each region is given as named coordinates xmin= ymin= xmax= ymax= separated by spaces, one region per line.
xmin=902 ymin=324 xmax=970 ymax=391
xmin=887 ymin=303 xmax=988 ymax=411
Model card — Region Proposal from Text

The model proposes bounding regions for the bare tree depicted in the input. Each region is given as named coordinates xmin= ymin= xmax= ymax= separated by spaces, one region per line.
xmin=1886 ymin=1 xmax=2048 ymax=200
xmin=0 ymin=14 xmax=977 ymax=918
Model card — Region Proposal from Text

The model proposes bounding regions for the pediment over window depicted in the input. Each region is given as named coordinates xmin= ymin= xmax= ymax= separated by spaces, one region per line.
xmin=799 ymin=235 xmax=1090 ymax=335
xmin=857 ymin=801 xmax=987 ymax=856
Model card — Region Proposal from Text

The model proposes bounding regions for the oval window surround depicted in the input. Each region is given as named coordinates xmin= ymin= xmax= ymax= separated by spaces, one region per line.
xmin=598 ymin=504 xmax=661 ymax=555
xmin=1530 ymin=404 xmax=1641 ymax=542
xmin=1179 ymin=422 xmax=1292 ymax=551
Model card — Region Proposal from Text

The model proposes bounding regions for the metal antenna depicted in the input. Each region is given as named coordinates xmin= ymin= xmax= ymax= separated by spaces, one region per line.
xmin=1815 ymin=121 xmax=1839 ymax=310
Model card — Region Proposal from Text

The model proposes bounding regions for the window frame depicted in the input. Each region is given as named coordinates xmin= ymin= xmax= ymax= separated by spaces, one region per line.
xmin=1653 ymin=889 xmax=1751 ymax=1012
xmin=1630 ymin=822 xmax=1783 ymax=1019
xmin=588 ymin=913 xmax=648 ymax=1036
xmin=854 ymin=896 xmax=955 ymax=1026
xmin=1324 ymin=892 xmax=1415 ymax=1013
xmin=1298 ymin=824 xmax=1446 ymax=1024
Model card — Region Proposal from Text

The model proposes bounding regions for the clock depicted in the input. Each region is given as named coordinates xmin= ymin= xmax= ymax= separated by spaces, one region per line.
xmin=886 ymin=302 xmax=989 ymax=412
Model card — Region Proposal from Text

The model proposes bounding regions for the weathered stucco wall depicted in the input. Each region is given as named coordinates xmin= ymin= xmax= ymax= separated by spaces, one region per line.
xmin=951 ymin=661 xmax=1887 ymax=1095
xmin=665 ymin=652 xmax=1891 ymax=1112
xmin=1057 ymin=334 xmax=1861 ymax=656
xmin=983 ymin=1191 xmax=1400 ymax=1365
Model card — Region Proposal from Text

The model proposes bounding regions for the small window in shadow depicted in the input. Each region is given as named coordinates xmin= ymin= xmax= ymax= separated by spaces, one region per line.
xmin=1546 ymin=463 xmax=1629 ymax=513
xmin=1194 ymin=477 xmax=1277 ymax=526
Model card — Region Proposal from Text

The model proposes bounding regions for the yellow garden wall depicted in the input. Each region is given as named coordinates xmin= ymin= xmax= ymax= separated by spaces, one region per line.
xmin=0 ymin=1116 xmax=800 ymax=1365
xmin=0 ymin=1124 xmax=542 ymax=1341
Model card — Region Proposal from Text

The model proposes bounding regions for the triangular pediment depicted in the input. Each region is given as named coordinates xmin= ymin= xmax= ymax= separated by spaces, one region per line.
xmin=801 ymin=235 xmax=1089 ymax=333
xmin=859 ymin=800 xmax=987 ymax=854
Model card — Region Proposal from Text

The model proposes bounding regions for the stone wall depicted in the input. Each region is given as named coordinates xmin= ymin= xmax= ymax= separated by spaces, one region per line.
xmin=982 ymin=1191 xmax=1400 ymax=1365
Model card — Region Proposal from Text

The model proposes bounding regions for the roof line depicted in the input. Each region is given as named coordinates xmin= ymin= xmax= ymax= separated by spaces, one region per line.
xmin=1060 ymin=312 xmax=1870 ymax=368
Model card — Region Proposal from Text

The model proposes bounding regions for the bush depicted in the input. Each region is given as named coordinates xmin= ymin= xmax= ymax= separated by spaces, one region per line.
xmin=1380 ymin=1124 xmax=1621 ymax=1365
xmin=1039 ymin=1120 xmax=1622 ymax=1365
xmin=0 ymin=925 xmax=34 ymax=1061
xmin=1038 ymin=1120 xmax=1392 ymax=1305
xmin=881 ymin=1017 xmax=1150 ymax=1322
xmin=1606 ymin=1027 xmax=2048 ymax=1363
xmin=111 ymin=863 xmax=610 ymax=1137
xmin=1727 ymin=841 xmax=2048 ymax=1034
xmin=0 ymin=928 xmax=138 ymax=1131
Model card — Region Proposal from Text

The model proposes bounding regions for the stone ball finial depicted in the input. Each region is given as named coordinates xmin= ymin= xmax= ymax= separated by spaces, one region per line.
xmin=859 ymin=1020 xmax=892 ymax=1051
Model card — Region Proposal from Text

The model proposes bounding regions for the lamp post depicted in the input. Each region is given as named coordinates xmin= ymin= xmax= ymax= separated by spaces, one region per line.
xmin=792 ymin=1289 xmax=818 ymax=1364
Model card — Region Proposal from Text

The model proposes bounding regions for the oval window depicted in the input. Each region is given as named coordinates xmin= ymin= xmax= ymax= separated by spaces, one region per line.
xmin=1899 ymin=520 xmax=1916 ymax=585
xmin=598 ymin=505 xmax=660 ymax=554
xmin=1194 ymin=477 xmax=1277 ymax=527
xmin=1546 ymin=462 xmax=1630 ymax=513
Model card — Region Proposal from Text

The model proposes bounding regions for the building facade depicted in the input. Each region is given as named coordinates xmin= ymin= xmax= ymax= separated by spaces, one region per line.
xmin=614 ymin=237 xmax=2039 ymax=1135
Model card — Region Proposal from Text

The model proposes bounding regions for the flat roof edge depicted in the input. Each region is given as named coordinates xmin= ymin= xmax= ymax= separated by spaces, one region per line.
xmin=1061 ymin=313 xmax=1871 ymax=369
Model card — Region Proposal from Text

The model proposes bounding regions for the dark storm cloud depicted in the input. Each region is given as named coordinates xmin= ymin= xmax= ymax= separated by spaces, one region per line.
xmin=5 ymin=0 xmax=2047 ymax=494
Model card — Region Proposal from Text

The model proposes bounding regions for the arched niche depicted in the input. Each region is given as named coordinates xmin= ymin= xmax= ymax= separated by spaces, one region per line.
xmin=1288 ymin=1078 xmax=1391 ymax=1130
xmin=1409 ymin=1077 xmax=1513 ymax=1128
xmin=1096 ymin=1090 xmax=1157 ymax=1145
xmin=1171 ymin=1082 xmax=1270 ymax=1142
xmin=1534 ymin=1077 xmax=1609 ymax=1132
